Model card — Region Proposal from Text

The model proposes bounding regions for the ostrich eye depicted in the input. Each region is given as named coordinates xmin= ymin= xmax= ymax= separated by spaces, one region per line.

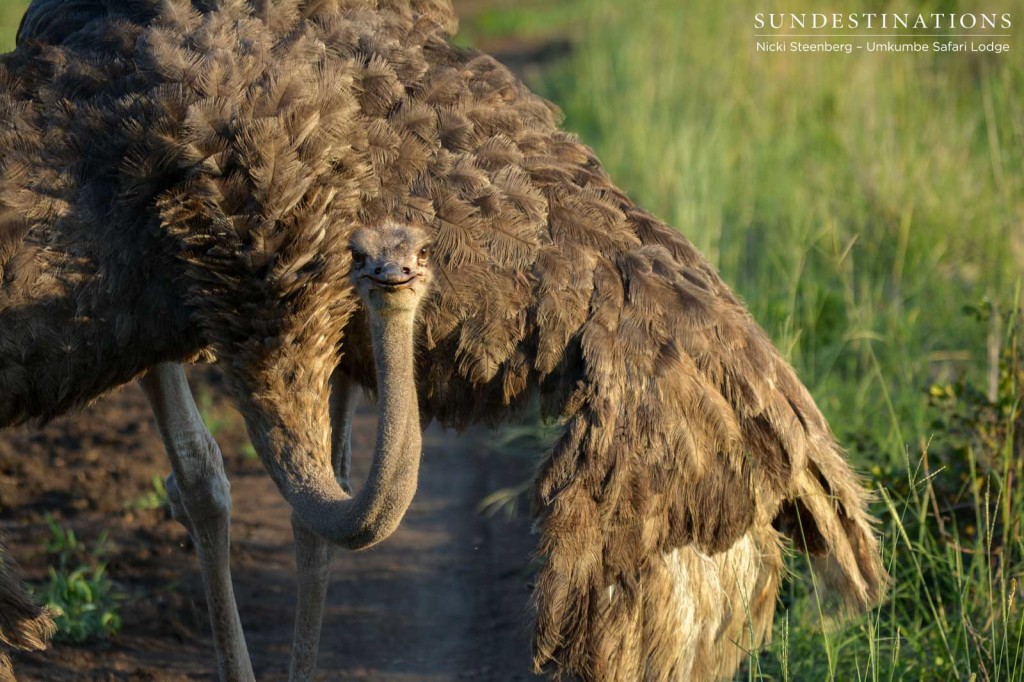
xmin=351 ymin=250 xmax=366 ymax=268
xmin=418 ymin=246 xmax=430 ymax=261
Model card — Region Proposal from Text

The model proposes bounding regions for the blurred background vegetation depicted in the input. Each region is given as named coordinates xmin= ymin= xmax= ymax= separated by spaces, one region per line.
xmin=2 ymin=0 xmax=1022 ymax=678
xmin=0 ymin=0 xmax=24 ymax=50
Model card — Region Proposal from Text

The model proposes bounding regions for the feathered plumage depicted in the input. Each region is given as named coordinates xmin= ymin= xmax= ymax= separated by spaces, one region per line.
xmin=1 ymin=1 xmax=887 ymax=679
xmin=0 ymin=537 xmax=55 ymax=680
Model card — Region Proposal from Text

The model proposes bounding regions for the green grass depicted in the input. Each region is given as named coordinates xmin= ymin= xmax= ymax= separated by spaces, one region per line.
xmin=197 ymin=383 xmax=228 ymax=437
xmin=453 ymin=0 xmax=585 ymax=47
xmin=542 ymin=1 xmax=1023 ymax=428
xmin=0 ymin=0 xmax=25 ymax=50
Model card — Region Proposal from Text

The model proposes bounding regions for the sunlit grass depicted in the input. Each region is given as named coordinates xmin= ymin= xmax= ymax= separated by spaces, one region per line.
xmin=0 ymin=0 xmax=26 ymax=50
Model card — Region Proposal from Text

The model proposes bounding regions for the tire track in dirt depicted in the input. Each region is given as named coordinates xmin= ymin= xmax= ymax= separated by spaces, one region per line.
xmin=304 ymin=413 xmax=540 ymax=681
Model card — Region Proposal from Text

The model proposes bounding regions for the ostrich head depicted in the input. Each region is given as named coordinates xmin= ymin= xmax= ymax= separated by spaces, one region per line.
xmin=348 ymin=223 xmax=433 ymax=313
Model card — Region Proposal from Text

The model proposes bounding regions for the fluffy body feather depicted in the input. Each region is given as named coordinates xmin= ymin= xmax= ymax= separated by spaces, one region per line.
xmin=0 ymin=538 xmax=55 ymax=681
xmin=1 ymin=1 xmax=886 ymax=679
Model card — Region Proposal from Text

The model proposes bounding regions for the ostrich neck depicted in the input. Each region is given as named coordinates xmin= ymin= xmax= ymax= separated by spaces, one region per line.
xmin=352 ymin=306 xmax=422 ymax=538
xmin=283 ymin=303 xmax=422 ymax=550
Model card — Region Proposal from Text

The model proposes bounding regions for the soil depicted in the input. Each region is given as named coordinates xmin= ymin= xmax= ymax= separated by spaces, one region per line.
xmin=0 ymin=369 xmax=542 ymax=681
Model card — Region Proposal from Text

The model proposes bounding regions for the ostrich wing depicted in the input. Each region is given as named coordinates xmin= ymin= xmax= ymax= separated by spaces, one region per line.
xmin=309 ymin=12 xmax=884 ymax=611
xmin=364 ymin=24 xmax=890 ymax=679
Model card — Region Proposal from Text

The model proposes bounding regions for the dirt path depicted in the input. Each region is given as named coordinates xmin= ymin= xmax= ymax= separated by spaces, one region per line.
xmin=0 ymin=377 xmax=541 ymax=681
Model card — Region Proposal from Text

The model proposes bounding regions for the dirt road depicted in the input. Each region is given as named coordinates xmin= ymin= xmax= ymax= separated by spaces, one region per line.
xmin=0 ymin=376 xmax=541 ymax=681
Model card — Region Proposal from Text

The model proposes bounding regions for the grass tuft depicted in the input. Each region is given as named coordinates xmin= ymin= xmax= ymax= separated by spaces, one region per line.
xmin=125 ymin=474 xmax=169 ymax=512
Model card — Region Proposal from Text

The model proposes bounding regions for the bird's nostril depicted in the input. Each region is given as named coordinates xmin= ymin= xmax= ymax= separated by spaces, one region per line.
xmin=374 ymin=267 xmax=382 ymax=274
xmin=402 ymin=267 xmax=411 ymax=274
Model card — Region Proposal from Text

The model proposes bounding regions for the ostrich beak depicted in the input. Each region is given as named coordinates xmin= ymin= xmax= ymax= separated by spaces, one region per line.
xmin=364 ymin=262 xmax=418 ymax=290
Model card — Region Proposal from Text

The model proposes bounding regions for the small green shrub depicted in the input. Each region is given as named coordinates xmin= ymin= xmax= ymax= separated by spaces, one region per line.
xmin=37 ymin=515 xmax=122 ymax=643
xmin=40 ymin=564 xmax=122 ymax=643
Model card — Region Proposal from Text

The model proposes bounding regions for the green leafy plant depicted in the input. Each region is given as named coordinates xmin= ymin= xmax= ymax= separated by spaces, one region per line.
xmin=37 ymin=515 xmax=122 ymax=643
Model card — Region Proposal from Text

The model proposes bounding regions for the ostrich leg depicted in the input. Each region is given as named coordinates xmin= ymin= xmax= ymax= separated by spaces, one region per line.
xmin=140 ymin=364 xmax=254 ymax=682
xmin=328 ymin=367 xmax=358 ymax=493
xmin=288 ymin=367 xmax=358 ymax=681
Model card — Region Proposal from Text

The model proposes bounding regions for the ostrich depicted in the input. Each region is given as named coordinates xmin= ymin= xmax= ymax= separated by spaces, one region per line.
xmin=0 ymin=0 xmax=888 ymax=680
